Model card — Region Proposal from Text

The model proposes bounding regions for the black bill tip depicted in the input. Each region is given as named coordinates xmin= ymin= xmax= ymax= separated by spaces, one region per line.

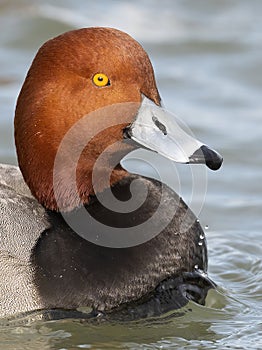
xmin=189 ymin=145 xmax=223 ymax=171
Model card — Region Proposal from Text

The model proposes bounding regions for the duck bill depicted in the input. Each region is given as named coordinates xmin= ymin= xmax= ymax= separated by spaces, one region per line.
xmin=125 ymin=96 xmax=223 ymax=170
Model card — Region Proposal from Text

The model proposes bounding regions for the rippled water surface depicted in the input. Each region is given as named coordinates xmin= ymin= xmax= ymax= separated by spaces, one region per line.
xmin=0 ymin=0 xmax=261 ymax=349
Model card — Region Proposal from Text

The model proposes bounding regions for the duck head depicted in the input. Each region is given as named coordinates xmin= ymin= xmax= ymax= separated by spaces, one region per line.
xmin=15 ymin=27 xmax=222 ymax=212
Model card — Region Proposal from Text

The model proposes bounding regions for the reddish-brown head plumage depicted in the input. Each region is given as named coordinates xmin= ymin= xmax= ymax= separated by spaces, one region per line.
xmin=15 ymin=27 xmax=160 ymax=211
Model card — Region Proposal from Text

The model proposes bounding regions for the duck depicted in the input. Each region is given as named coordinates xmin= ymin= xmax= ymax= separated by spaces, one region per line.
xmin=0 ymin=27 xmax=222 ymax=320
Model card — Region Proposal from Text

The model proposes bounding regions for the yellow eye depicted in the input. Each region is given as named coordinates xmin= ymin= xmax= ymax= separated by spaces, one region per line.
xmin=92 ymin=73 xmax=110 ymax=87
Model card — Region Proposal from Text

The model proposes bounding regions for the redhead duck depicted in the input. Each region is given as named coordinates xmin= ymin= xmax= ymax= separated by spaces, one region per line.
xmin=0 ymin=27 xmax=222 ymax=320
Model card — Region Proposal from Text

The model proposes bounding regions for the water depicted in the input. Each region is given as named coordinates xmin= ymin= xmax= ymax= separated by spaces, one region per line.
xmin=0 ymin=0 xmax=261 ymax=349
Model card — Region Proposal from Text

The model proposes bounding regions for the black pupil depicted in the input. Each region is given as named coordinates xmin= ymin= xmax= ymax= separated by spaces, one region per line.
xmin=98 ymin=76 xmax=104 ymax=81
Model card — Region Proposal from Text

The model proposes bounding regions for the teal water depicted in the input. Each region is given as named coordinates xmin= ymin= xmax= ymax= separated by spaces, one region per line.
xmin=0 ymin=1 xmax=261 ymax=349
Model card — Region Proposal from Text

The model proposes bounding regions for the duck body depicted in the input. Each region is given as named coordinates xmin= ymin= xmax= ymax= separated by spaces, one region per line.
xmin=0 ymin=27 xmax=222 ymax=319
xmin=0 ymin=163 xmax=210 ymax=319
